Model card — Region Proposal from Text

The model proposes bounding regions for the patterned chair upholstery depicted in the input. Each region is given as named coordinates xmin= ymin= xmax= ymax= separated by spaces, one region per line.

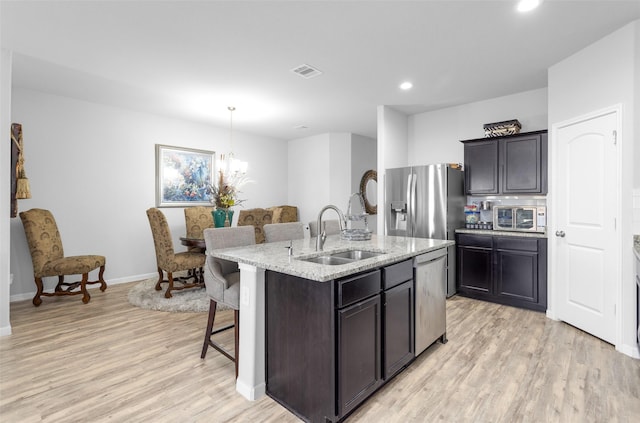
xmin=184 ymin=206 xmax=214 ymax=252
xmin=146 ymin=208 xmax=206 ymax=298
xmin=201 ymin=226 xmax=256 ymax=377
xmin=263 ymin=222 xmax=305 ymax=243
xmin=268 ymin=205 xmax=299 ymax=224
xmin=19 ymin=208 xmax=107 ymax=306
xmin=237 ymin=208 xmax=273 ymax=244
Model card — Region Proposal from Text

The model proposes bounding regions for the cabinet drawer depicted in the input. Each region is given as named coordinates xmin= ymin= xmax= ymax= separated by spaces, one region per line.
xmin=337 ymin=270 xmax=381 ymax=308
xmin=383 ymin=259 xmax=413 ymax=289
xmin=457 ymin=234 xmax=492 ymax=249
xmin=495 ymin=237 xmax=538 ymax=252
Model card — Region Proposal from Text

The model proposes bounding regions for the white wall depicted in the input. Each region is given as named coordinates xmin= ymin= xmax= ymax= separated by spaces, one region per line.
xmin=1 ymin=49 xmax=13 ymax=335
xmin=408 ymin=88 xmax=548 ymax=166
xmin=9 ymin=87 xmax=288 ymax=299
xmin=329 ymin=133 xmax=352 ymax=213
xmin=548 ymin=20 xmax=638 ymax=357
xmin=376 ymin=106 xmax=409 ymax=235
xmin=351 ymin=134 xmax=377 ymax=233
xmin=288 ymin=133 xmax=331 ymax=226
xmin=288 ymin=133 xmax=377 ymax=228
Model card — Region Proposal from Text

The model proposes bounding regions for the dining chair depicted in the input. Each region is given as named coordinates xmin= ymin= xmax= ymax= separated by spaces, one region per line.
xmin=308 ymin=219 xmax=342 ymax=237
xmin=184 ymin=206 xmax=214 ymax=252
xmin=201 ymin=225 xmax=255 ymax=377
xmin=263 ymin=222 xmax=305 ymax=243
xmin=237 ymin=208 xmax=273 ymax=243
xmin=19 ymin=208 xmax=107 ymax=306
xmin=146 ymin=207 xmax=205 ymax=298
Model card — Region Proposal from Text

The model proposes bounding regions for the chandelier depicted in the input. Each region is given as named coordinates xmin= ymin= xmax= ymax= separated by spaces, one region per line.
xmin=220 ymin=106 xmax=248 ymax=176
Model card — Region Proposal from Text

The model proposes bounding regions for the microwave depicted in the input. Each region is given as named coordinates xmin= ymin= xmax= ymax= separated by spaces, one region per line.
xmin=493 ymin=206 xmax=546 ymax=233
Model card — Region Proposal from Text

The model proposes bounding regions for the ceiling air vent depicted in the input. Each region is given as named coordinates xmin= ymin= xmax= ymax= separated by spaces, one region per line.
xmin=291 ymin=64 xmax=323 ymax=79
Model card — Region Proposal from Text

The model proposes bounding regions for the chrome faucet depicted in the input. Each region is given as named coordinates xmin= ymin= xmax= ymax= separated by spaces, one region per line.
xmin=316 ymin=205 xmax=346 ymax=251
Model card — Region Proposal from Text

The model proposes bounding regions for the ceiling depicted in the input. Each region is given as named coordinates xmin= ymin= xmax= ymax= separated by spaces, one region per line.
xmin=2 ymin=1 xmax=639 ymax=140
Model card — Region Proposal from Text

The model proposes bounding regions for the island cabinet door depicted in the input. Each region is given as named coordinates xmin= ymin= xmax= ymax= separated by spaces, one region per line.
xmin=337 ymin=294 xmax=382 ymax=418
xmin=383 ymin=279 xmax=414 ymax=379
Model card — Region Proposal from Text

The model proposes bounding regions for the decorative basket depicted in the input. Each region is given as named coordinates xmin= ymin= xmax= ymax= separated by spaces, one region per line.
xmin=483 ymin=119 xmax=521 ymax=137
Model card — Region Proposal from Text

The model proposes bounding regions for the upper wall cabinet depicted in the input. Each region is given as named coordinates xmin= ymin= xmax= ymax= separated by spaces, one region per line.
xmin=461 ymin=130 xmax=548 ymax=195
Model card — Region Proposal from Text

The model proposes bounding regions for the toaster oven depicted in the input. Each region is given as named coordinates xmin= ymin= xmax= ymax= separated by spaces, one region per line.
xmin=493 ymin=206 xmax=546 ymax=233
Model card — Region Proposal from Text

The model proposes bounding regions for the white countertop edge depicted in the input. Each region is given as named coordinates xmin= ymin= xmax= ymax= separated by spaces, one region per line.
xmin=210 ymin=235 xmax=454 ymax=282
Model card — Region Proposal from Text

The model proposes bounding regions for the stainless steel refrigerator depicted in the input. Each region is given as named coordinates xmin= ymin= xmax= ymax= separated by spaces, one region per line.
xmin=385 ymin=163 xmax=464 ymax=297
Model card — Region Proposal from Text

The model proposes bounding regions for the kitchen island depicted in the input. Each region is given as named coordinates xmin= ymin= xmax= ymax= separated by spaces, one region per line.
xmin=210 ymin=234 xmax=453 ymax=415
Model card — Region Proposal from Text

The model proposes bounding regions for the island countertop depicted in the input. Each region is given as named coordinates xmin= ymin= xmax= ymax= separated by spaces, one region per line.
xmin=210 ymin=234 xmax=453 ymax=282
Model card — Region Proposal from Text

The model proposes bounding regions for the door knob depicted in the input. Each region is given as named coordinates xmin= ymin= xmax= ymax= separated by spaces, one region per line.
xmin=555 ymin=230 xmax=566 ymax=237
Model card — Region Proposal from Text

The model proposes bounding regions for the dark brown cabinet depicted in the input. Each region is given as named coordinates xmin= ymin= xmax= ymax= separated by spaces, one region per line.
xmin=462 ymin=131 xmax=548 ymax=195
xmin=337 ymin=294 xmax=382 ymax=417
xmin=265 ymin=261 xmax=416 ymax=423
xmin=456 ymin=233 xmax=547 ymax=312
xmin=336 ymin=270 xmax=383 ymax=417
xmin=382 ymin=259 xmax=414 ymax=379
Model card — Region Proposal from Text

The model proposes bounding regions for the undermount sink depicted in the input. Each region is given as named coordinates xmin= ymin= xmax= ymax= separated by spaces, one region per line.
xmin=329 ymin=250 xmax=382 ymax=260
xmin=298 ymin=250 xmax=384 ymax=266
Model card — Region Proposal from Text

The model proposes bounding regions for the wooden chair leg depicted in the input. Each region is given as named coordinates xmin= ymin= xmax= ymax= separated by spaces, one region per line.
xmin=80 ymin=273 xmax=91 ymax=304
xmin=54 ymin=275 xmax=64 ymax=292
xmin=164 ymin=272 xmax=174 ymax=298
xmin=154 ymin=268 xmax=163 ymax=291
xmin=97 ymin=265 xmax=107 ymax=292
xmin=234 ymin=309 xmax=240 ymax=379
xmin=32 ymin=277 xmax=44 ymax=307
xmin=201 ymin=299 xmax=217 ymax=359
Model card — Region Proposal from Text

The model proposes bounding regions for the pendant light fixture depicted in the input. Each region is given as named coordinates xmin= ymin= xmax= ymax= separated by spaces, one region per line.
xmin=223 ymin=106 xmax=248 ymax=176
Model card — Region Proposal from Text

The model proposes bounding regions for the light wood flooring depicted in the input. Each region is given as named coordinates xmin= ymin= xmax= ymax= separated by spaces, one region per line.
xmin=1 ymin=282 xmax=639 ymax=422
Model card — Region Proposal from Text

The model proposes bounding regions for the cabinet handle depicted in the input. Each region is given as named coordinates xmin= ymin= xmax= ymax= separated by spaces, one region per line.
xmin=555 ymin=230 xmax=566 ymax=237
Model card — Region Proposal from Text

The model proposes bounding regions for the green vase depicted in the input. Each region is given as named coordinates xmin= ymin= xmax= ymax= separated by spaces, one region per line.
xmin=213 ymin=209 xmax=227 ymax=228
xmin=226 ymin=209 xmax=234 ymax=227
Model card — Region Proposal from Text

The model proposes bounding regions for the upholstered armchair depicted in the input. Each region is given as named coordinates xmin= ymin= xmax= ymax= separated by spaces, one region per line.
xmin=184 ymin=206 xmax=214 ymax=252
xmin=146 ymin=208 xmax=205 ymax=298
xmin=201 ymin=225 xmax=256 ymax=377
xmin=263 ymin=222 xmax=305 ymax=243
xmin=268 ymin=205 xmax=299 ymax=224
xmin=19 ymin=208 xmax=107 ymax=306
xmin=237 ymin=208 xmax=273 ymax=244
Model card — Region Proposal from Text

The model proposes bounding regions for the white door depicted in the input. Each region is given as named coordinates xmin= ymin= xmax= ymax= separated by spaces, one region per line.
xmin=554 ymin=109 xmax=618 ymax=344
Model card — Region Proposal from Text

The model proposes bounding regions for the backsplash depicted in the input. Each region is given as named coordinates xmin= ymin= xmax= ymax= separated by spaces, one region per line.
xmin=467 ymin=195 xmax=547 ymax=208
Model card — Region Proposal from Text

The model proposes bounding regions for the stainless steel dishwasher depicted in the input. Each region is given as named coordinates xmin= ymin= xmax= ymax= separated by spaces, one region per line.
xmin=414 ymin=248 xmax=448 ymax=355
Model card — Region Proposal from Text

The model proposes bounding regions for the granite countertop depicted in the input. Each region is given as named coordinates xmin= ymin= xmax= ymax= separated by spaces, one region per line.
xmin=210 ymin=234 xmax=453 ymax=282
xmin=455 ymin=228 xmax=547 ymax=239
xmin=634 ymin=235 xmax=640 ymax=261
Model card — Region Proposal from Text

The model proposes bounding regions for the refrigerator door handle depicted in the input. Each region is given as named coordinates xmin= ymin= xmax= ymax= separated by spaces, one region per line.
xmin=410 ymin=171 xmax=418 ymax=233
xmin=406 ymin=173 xmax=413 ymax=225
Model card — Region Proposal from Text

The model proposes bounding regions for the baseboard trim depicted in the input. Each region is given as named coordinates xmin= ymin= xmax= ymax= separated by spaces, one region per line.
xmin=0 ymin=324 xmax=12 ymax=336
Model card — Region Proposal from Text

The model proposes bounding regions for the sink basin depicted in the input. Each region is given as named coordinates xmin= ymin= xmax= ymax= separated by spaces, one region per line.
xmin=298 ymin=250 xmax=384 ymax=265
xmin=329 ymin=250 xmax=383 ymax=260
xmin=300 ymin=256 xmax=353 ymax=266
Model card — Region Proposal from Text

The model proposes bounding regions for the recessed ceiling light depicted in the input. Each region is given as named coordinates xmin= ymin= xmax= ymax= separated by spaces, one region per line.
xmin=400 ymin=82 xmax=413 ymax=90
xmin=517 ymin=0 xmax=542 ymax=13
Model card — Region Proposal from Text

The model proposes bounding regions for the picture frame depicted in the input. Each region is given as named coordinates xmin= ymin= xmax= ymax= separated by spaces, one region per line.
xmin=155 ymin=144 xmax=215 ymax=207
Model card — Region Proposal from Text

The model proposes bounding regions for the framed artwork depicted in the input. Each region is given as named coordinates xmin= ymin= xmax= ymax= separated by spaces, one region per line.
xmin=155 ymin=144 xmax=215 ymax=207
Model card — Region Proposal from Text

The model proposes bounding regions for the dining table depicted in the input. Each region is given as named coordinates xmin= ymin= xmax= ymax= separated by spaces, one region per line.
xmin=180 ymin=236 xmax=206 ymax=250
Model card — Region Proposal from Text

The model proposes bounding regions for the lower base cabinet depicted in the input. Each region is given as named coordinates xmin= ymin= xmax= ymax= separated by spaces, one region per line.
xmin=338 ymin=294 xmax=382 ymax=417
xmin=265 ymin=259 xmax=416 ymax=423
xmin=456 ymin=233 xmax=547 ymax=312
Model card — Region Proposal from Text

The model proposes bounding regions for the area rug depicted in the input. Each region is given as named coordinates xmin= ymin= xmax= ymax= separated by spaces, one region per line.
xmin=127 ymin=276 xmax=227 ymax=313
